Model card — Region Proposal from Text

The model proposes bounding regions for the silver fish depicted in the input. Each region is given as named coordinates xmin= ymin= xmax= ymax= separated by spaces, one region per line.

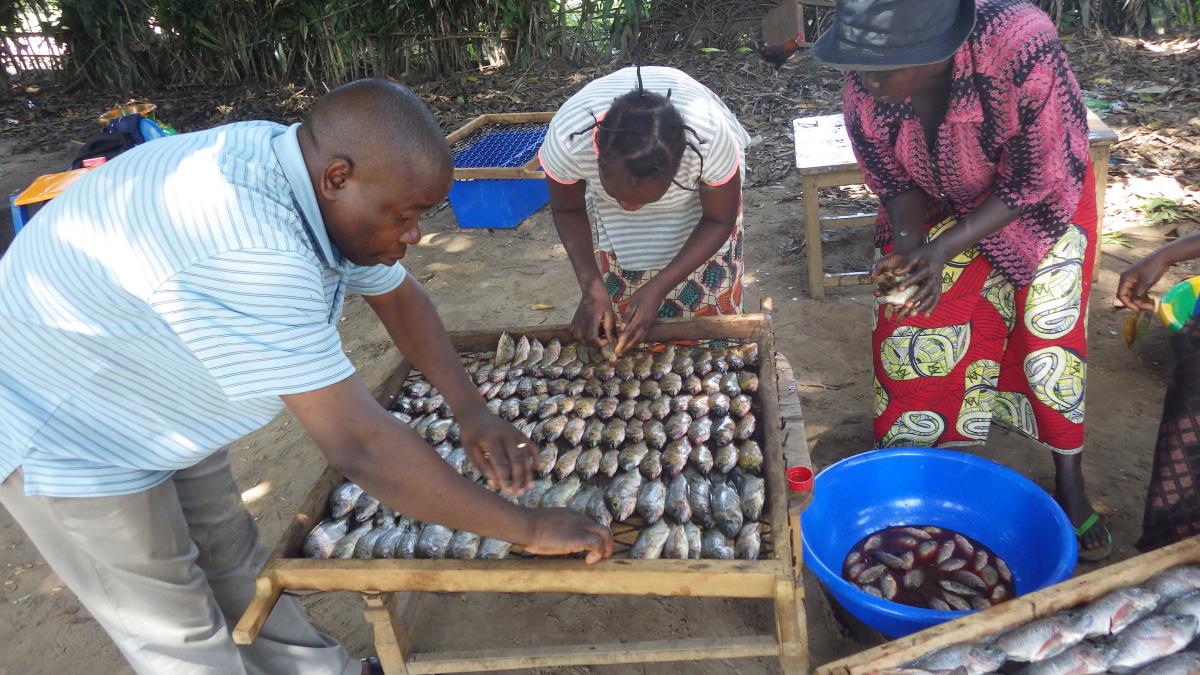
xmin=1147 ymin=566 xmax=1200 ymax=602
xmin=651 ymin=345 xmax=675 ymax=379
xmin=670 ymin=394 xmax=693 ymax=415
xmin=585 ymin=489 xmax=613 ymax=528
xmin=739 ymin=475 xmax=766 ymax=522
xmin=684 ymin=374 xmax=704 ymax=396
xmin=446 ymin=446 xmax=468 ymax=474
xmin=954 ymin=533 xmax=975 ymax=557
xmin=660 ymin=372 xmax=684 ymax=397
xmin=554 ymin=342 xmax=577 ymax=367
xmin=687 ymin=395 xmax=711 ymax=418
xmin=972 ymin=550 xmax=989 ymax=572
xmin=666 ymin=473 xmax=692 ymax=524
xmin=734 ymin=413 xmax=756 ymax=441
xmin=686 ymin=471 xmax=716 ymax=528
xmin=711 ymin=482 xmax=744 ymax=538
xmin=497 ymin=379 xmax=520 ymax=400
xmin=665 ymin=412 xmax=692 ymax=440
xmin=536 ymin=444 xmax=558 ymax=477
xmin=565 ymin=378 xmax=586 ymax=396
xmin=625 ymin=418 xmax=645 ymax=444
xmin=649 ymin=396 xmax=671 ymax=420
xmin=547 ymin=379 xmax=569 ymax=396
xmin=640 ymin=449 xmax=663 ymax=479
xmin=619 ymin=441 xmax=651 ymax=472
xmin=637 ymin=479 xmax=667 ymax=524
xmin=632 ymin=353 xmax=654 ymax=379
xmin=641 ymin=380 xmax=662 ymax=400
xmin=554 ymin=447 xmax=583 ymax=481
xmin=929 ymin=598 xmax=952 ymax=611
xmin=730 ymin=394 xmax=753 ymax=418
xmin=303 ymin=517 xmax=350 ymax=558
xmin=630 ymin=520 xmax=671 ymax=559
xmin=713 ymin=415 xmax=737 ymax=446
xmin=937 ymin=540 xmax=957 ymax=564
xmin=902 ymin=569 xmax=924 ymax=590
xmin=615 ymin=399 xmax=638 ymax=421
xmin=494 ymin=332 xmax=515 ymax=366
xmin=354 ymin=526 xmax=389 ymax=559
xmin=511 ymin=335 xmax=530 ymax=367
xmin=520 ymin=479 xmax=554 ymax=508
xmin=662 ymin=438 xmax=692 ymax=476
xmin=333 ymin=521 xmax=375 ymax=559
xmin=633 ymin=400 xmax=654 ymax=421
xmin=583 ymin=377 xmax=604 ymax=398
xmin=685 ymin=522 xmax=703 ymax=559
xmin=576 ymin=447 xmax=603 ymax=480
xmin=615 ymin=355 xmax=635 ymax=380
xmin=737 ymin=439 xmax=764 ymax=472
xmin=949 ymin=569 xmax=988 ymax=591
xmin=353 ymin=492 xmax=380 ymax=523
xmin=396 ymin=524 xmax=421 ymax=558
xmin=499 ymin=397 xmax=522 ymax=421
xmin=520 ymin=394 xmax=544 ymax=419
xmin=599 ymin=449 xmax=620 ymax=478
xmin=373 ymin=519 xmax=412 ymax=559
xmin=595 ymin=361 xmax=616 ymax=382
xmin=915 ymin=539 xmax=939 ymax=561
xmin=447 ymin=530 xmax=481 ymax=560
xmin=606 ymin=470 xmax=643 ymax=521
xmin=1133 ymin=652 xmax=1200 ymax=675
xmin=663 ymin=524 xmax=690 ymax=559
xmin=645 ymin=419 xmax=667 ymax=449
xmin=992 ymin=611 xmax=1094 ymax=662
xmin=407 ymin=379 xmax=433 ymax=397
xmin=1110 ymin=615 xmax=1199 ymax=672
xmin=911 ymin=643 xmax=1007 ymax=674
xmin=485 ymin=398 xmax=503 ymax=416
xmin=574 ymin=397 xmax=597 ymax=419
xmin=720 ymin=372 xmax=741 ymax=397
xmin=713 ymin=444 xmax=739 ymax=474
xmin=737 ymin=371 xmax=759 ymax=393
xmin=1015 ymin=642 xmax=1114 ymax=675
xmin=568 ymin=484 xmax=599 ymax=512
xmin=478 ymin=537 xmax=512 ymax=560
xmin=862 ymin=585 xmax=884 ymax=599
xmin=596 ymin=396 xmax=619 ymax=421
xmin=489 ymin=365 xmax=510 ymax=384
xmin=702 ymin=528 xmax=735 ymax=559
xmin=583 ymin=418 xmax=605 ymax=447
xmin=858 ymin=565 xmax=889 ymax=584
xmin=541 ymin=338 xmax=562 ymax=370
xmin=938 ymin=579 xmax=979 ymax=597
xmin=537 ymin=394 xmax=564 ymax=419
xmin=415 ymin=524 xmax=455 ymax=559
xmin=672 ymin=354 xmax=695 ymax=378
xmin=1082 ymin=587 xmax=1162 ymax=637
xmin=702 ymin=372 xmax=723 ymax=395
xmin=601 ymin=418 xmax=627 ymax=449
xmin=736 ymin=522 xmax=762 ymax=560
xmin=943 ymin=591 xmax=972 ymax=611
xmin=329 ymin=482 xmax=363 ymax=519
xmin=875 ymin=550 xmax=912 ymax=571
xmin=689 ymin=442 xmax=714 ymax=474
xmin=562 ymin=416 xmax=586 ymax=446
xmin=687 ymin=416 xmax=713 ymax=445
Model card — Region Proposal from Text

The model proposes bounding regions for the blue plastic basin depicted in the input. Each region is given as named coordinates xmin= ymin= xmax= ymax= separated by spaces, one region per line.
xmin=801 ymin=447 xmax=1077 ymax=637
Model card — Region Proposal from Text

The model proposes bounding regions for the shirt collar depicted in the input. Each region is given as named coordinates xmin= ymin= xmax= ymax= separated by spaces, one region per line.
xmin=272 ymin=123 xmax=342 ymax=268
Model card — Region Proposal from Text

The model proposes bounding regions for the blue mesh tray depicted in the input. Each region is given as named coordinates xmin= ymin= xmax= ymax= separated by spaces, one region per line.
xmin=448 ymin=120 xmax=550 ymax=229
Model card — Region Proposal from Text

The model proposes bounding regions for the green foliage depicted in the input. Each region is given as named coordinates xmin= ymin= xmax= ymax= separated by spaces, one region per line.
xmin=1141 ymin=197 xmax=1184 ymax=225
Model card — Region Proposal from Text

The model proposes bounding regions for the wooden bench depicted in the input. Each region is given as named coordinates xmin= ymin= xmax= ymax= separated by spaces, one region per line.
xmin=795 ymin=110 xmax=1118 ymax=299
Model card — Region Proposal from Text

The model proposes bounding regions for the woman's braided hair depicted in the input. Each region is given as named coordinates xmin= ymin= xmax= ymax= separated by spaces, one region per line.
xmin=570 ymin=65 xmax=706 ymax=191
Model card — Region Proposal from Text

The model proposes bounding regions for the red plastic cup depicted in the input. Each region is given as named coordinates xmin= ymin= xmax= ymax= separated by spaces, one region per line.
xmin=786 ymin=466 xmax=814 ymax=493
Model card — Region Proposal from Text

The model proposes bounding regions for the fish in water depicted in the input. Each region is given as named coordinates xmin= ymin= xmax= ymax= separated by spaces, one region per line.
xmin=630 ymin=520 xmax=671 ymax=559
xmin=909 ymin=642 xmax=1007 ymax=675
xmin=303 ymin=517 xmax=350 ymax=558
xmin=992 ymin=611 xmax=1094 ymax=662
xmin=1109 ymin=615 xmax=1199 ymax=672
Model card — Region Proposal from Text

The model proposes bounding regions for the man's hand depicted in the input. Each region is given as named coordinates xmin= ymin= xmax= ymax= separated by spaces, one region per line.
xmin=1117 ymin=251 xmax=1171 ymax=312
xmin=458 ymin=407 xmax=539 ymax=496
xmin=571 ymin=282 xmax=620 ymax=350
xmin=874 ymin=243 xmax=948 ymax=321
xmin=522 ymin=508 xmax=614 ymax=564
xmin=615 ymin=280 xmax=667 ymax=356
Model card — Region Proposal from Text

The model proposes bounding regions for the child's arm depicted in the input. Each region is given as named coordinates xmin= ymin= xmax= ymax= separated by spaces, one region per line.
xmin=1118 ymin=233 xmax=1200 ymax=311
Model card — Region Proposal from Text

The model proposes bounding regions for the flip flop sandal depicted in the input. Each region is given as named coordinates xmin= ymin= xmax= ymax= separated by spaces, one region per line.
xmin=361 ymin=656 xmax=384 ymax=675
xmin=1075 ymin=511 xmax=1113 ymax=562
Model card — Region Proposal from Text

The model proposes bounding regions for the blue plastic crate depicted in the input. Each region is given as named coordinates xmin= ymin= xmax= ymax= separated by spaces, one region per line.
xmin=449 ymin=123 xmax=550 ymax=230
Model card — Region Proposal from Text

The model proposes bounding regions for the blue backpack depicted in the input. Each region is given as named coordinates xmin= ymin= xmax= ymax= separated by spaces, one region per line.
xmin=71 ymin=114 xmax=165 ymax=169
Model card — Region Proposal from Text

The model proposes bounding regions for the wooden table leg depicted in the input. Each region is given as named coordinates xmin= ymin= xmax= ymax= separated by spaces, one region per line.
xmin=362 ymin=592 xmax=417 ymax=675
xmin=775 ymin=576 xmax=809 ymax=674
xmin=803 ymin=175 xmax=824 ymax=300
xmin=1089 ymin=145 xmax=1113 ymax=284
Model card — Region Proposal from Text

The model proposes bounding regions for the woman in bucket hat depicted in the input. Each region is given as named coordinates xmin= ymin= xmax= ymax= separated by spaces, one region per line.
xmin=814 ymin=0 xmax=1111 ymax=560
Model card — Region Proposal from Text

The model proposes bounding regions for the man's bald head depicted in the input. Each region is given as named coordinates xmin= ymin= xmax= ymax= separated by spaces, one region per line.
xmin=300 ymin=78 xmax=453 ymax=267
xmin=305 ymin=78 xmax=452 ymax=179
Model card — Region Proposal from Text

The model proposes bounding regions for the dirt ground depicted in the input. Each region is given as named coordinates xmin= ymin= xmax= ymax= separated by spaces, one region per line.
xmin=2 ymin=40 xmax=1199 ymax=675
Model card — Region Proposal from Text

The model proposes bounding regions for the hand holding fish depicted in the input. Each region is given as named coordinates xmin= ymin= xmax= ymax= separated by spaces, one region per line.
xmin=458 ymin=407 xmax=541 ymax=496
xmin=615 ymin=280 xmax=669 ymax=356
xmin=874 ymin=244 xmax=948 ymax=320
xmin=1117 ymin=250 xmax=1170 ymax=312
xmin=522 ymin=507 xmax=614 ymax=564
xmin=572 ymin=283 xmax=620 ymax=351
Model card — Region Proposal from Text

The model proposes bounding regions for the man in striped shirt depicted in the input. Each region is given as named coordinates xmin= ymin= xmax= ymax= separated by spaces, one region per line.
xmin=0 ymin=79 xmax=611 ymax=674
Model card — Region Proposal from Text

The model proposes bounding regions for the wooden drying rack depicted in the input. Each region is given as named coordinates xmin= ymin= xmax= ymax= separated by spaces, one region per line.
xmin=233 ymin=303 xmax=814 ymax=673
xmin=818 ymin=535 xmax=1200 ymax=674
xmin=445 ymin=112 xmax=555 ymax=181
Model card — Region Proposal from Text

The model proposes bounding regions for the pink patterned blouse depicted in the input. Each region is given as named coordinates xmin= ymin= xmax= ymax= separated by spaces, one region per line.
xmin=843 ymin=0 xmax=1089 ymax=286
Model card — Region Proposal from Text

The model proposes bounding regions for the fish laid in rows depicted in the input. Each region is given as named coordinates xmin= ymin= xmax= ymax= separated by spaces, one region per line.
xmin=1109 ymin=614 xmax=1199 ymax=673
xmin=1015 ymin=642 xmax=1115 ymax=675
xmin=908 ymin=642 xmax=1006 ymax=675
xmin=992 ymin=611 xmax=1093 ymax=662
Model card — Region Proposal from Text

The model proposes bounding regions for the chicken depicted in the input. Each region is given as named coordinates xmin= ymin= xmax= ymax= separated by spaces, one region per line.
xmin=756 ymin=32 xmax=804 ymax=71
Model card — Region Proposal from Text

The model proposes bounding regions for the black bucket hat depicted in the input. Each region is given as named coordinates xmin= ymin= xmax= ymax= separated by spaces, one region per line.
xmin=811 ymin=0 xmax=977 ymax=71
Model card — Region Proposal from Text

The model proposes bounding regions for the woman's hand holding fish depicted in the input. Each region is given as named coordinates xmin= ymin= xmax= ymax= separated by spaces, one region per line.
xmin=459 ymin=407 xmax=540 ymax=497
xmin=616 ymin=280 xmax=668 ymax=356
xmin=1117 ymin=250 xmax=1171 ymax=312
xmin=572 ymin=282 xmax=620 ymax=350
xmin=874 ymin=244 xmax=947 ymax=320
xmin=522 ymin=508 xmax=614 ymax=564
